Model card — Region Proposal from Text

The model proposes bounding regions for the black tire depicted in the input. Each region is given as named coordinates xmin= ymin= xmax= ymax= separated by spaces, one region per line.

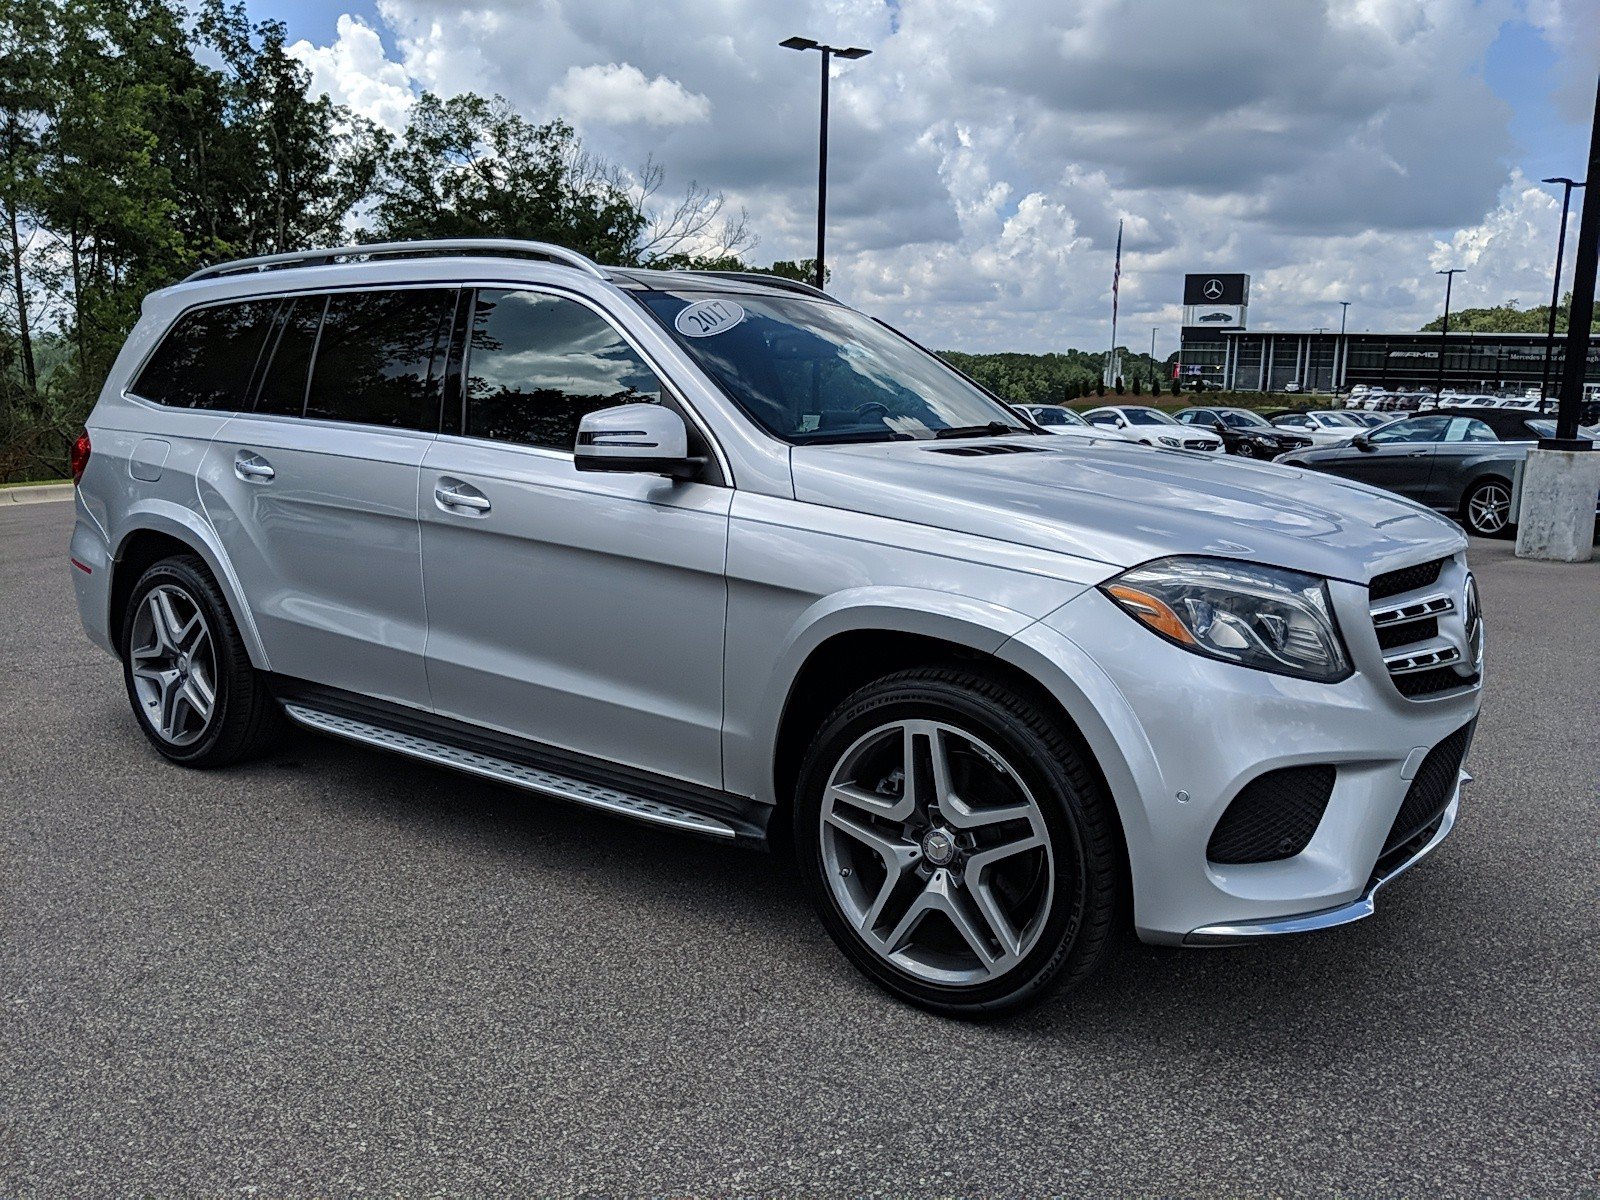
xmin=120 ymin=554 xmax=282 ymax=767
xmin=794 ymin=666 xmax=1121 ymax=1018
xmin=1461 ymin=476 xmax=1514 ymax=539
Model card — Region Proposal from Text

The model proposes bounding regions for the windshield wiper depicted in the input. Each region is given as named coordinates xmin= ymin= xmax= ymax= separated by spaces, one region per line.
xmin=934 ymin=421 xmax=1032 ymax=440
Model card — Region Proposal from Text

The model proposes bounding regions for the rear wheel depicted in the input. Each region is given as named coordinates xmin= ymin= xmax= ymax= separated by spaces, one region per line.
xmin=795 ymin=667 xmax=1120 ymax=1017
xmin=121 ymin=555 xmax=282 ymax=766
xmin=1462 ymin=477 xmax=1513 ymax=538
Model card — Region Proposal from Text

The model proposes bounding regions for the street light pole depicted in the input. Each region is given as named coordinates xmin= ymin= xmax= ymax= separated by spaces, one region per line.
xmin=1435 ymin=269 xmax=1464 ymax=396
xmin=781 ymin=36 xmax=871 ymax=291
xmin=1150 ymin=327 xmax=1158 ymax=385
xmin=1548 ymin=72 xmax=1600 ymax=448
xmin=1312 ymin=328 xmax=1328 ymax=392
xmin=1338 ymin=301 xmax=1351 ymax=393
xmin=1539 ymin=176 xmax=1585 ymax=403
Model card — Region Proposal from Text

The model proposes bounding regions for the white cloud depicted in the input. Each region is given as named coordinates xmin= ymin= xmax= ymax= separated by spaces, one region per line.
xmin=287 ymin=15 xmax=414 ymax=133
xmin=548 ymin=63 xmax=711 ymax=127
xmin=282 ymin=0 xmax=1587 ymax=353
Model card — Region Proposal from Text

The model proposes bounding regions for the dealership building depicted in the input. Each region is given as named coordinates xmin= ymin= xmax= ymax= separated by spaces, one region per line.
xmin=1175 ymin=273 xmax=1600 ymax=394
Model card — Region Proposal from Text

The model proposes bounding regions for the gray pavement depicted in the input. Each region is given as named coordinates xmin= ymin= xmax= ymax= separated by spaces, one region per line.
xmin=2 ymin=500 xmax=1596 ymax=1196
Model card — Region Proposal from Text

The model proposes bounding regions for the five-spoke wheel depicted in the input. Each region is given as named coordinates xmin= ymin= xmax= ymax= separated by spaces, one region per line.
xmin=129 ymin=584 xmax=217 ymax=746
xmin=120 ymin=555 xmax=282 ymax=766
xmin=820 ymin=719 xmax=1054 ymax=987
xmin=797 ymin=667 xmax=1120 ymax=1016
xmin=1463 ymin=478 xmax=1512 ymax=538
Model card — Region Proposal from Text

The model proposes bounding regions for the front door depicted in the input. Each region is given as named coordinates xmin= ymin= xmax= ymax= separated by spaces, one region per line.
xmin=418 ymin=288 xmax=731 ymax=789
xmin=199 ymin=287 xmax=457 ymax=709
xmin=1338 ymin=414 xmax=1447 ymax=501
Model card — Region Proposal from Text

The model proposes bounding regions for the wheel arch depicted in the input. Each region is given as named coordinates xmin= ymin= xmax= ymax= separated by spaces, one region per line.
xmin=110 ymin=504 xmax=268 ymax=668
xmin=765 ymin=597 xmax=1132 ymax=897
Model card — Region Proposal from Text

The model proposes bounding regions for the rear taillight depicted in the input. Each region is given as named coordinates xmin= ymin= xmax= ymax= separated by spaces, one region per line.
xmin=70 ymin=431 xmax=91 ymax=485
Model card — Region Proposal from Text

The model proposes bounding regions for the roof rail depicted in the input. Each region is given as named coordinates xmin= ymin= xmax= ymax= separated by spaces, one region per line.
xmin=689 ymin=270 xmax=837 ymax=302
xmin=182 ymin=239 xmax=610 ymax=284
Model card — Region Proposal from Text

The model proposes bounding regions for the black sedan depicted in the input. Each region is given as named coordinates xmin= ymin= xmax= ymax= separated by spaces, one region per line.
xmin=1274 ymin=407 xmax=1597 ymax=537
xmin=1175 ymin=407 xmax=1313 ymax=458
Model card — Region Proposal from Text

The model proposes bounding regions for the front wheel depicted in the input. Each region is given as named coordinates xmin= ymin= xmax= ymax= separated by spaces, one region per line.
xmin=794 ymin=667 xmax=1121 ymax=1017
xmin=1462 ymin=477 xmax=1513 ymax=538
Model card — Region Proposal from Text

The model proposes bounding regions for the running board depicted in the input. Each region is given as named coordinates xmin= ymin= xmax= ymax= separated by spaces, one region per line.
xmin=283 ymin=704 xmax=738 ymax=841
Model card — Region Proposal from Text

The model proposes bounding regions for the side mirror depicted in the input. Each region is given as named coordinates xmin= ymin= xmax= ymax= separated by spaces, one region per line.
xmin=1114 ymin=417 xmax=1128 ymax=428
xmin=1352 ymin=433 xmax=1374 ymax=452
xmin=575 ymin=403 xmax=702 ymax=481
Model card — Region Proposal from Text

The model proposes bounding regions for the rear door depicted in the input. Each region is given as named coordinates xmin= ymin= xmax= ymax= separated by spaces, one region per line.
xmin=200 ymin=286 xmax=457 ymax=708
xmin=418 ymin=287 xmax=731 ymax=789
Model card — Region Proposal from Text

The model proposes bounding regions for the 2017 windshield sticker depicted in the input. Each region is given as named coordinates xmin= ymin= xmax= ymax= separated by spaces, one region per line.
xmin=675 ymin=299 xmax=745 ymax=338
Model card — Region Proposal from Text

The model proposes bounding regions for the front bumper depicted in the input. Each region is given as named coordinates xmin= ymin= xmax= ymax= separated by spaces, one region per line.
xmin=1184 ymin=777 xmax=1464 ymax=944
xmin=1004 ymin=552 xmax=1481 ymax=944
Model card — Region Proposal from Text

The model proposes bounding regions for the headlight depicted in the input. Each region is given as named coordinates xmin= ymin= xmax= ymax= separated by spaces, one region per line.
xmin=1157 ymin=435 xmax=1181 ymax=447
xmin=1101 ymin=557 xmax=1351 ymax=681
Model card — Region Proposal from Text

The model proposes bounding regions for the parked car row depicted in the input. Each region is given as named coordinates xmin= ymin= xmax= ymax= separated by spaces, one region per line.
xmin=1012 ymin=400 xmax=1596 ymax=540
xmin=1276 ymin=408 xmax=1600 ymax=537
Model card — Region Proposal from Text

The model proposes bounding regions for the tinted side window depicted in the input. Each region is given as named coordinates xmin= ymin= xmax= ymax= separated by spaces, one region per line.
xmin=132 ymin=300 xmax=278 ymax=410
xmin=305 ymin=288 xmax=456 ymax=430
xmin=255 ymin=297 xmax=325 ymax=417
xmin=465 ymin=290 xmax=663 ymax=450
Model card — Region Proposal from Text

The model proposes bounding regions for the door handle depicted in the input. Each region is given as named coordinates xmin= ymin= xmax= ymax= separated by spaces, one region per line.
xmin=235 ymin=451 xmax=275 ymax=481
xmin=435 ymin=478 xmax=491 ymax=513
xmin=1407 ymin=450 xmax=1430 ymax=457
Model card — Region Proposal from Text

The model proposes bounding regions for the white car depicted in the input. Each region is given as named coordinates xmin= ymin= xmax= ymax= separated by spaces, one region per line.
xmin=1081 ymin=405 xmax=1224 ymax=451
xmin=1268 ymin=410 xmax=1365 ymax=446
xmin=1016 ymin=404 xmax=1136 ymax=442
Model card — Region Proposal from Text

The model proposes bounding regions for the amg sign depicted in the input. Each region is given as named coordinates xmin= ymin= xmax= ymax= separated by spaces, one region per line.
xmin=1183 ymin=274 xmax=1250 ymax=306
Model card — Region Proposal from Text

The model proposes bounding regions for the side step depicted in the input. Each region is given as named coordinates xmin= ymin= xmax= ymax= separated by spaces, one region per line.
xmin=283 ymin=704 xmax=738 ymax=841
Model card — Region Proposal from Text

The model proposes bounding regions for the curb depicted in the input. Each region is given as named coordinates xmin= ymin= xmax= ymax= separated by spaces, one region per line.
xmin=1 ymin=483 xmax=74 ymax=505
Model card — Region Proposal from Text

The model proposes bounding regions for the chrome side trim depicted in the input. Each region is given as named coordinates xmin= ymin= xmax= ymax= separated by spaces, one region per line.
xmin=1183 ymin=774 xmax=1464 ymax=946
xmin=283 ymin=703 xmax=738 ymax=840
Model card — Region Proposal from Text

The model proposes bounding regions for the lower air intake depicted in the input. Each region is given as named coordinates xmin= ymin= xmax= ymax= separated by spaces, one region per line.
xmin=1207 ymin=765 xmax=1338 ymax=865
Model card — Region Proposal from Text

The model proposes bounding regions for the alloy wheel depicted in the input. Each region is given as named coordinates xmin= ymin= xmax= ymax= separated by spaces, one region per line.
xmin=1467 ymin=482 xmax=1510 ymax=535
xmin=819 ymin=719 xmax=1055 ymax=987
xmin=128 ymin=584 xmax=218 ymax=746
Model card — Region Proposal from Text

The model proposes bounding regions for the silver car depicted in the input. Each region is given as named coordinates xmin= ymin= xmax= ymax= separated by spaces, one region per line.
xmin=69 ymin=239 xmax=1483 ymax=1015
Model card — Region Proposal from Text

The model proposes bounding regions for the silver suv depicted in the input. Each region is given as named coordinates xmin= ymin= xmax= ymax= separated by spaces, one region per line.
xmin=69 ymin=240 xmax=1483 ymax=1015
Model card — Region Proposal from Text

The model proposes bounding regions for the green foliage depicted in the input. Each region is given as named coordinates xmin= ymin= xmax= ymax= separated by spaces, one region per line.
xmin=364 ymin=94 xmax=644 ymax=263
xmin=1420 ymin=294 xmax=1583 ymax=335
xmin=1168 ymin=376 xmax=1179 ymax=395
xmin=1131 ymin=375 xmax=1142 ymax=395
xmin=0 ymin=0 xmax=752 ymax=479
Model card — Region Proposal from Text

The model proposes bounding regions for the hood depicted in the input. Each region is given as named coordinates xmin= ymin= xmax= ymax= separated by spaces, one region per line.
xmin=790 ymin=436 xmax=1465 ymax=583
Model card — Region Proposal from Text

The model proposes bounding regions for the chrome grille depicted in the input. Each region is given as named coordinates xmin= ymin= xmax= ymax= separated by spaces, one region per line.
xmin=1367 ymin=557 xmax=1480 ymax=699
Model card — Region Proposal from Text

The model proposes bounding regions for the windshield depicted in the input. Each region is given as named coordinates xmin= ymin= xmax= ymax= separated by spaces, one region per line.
xmin=634 ymin=290 xmax=1028 ymax=444
xmin=1310 ymin=411 xmax=1360 ymax=426
xmin=1123 ymin=408 xmax=1179 ymax=426
xmin=1528 ymin=420 xmax=1600 ymax=440
xmin=1219 ymin=410 xmax=1270 ymax=428
xmin=1032 ymin=406 xmax=1086 ymax=427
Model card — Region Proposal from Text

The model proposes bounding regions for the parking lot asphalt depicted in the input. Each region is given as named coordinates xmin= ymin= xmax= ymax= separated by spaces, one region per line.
xmin=2 ymin=500 xmax=1596 ymax=1196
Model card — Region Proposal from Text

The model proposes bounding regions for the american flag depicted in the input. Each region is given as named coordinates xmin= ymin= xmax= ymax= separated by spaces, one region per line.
xmin=1111 ymin=219 xmax=1123 ymax=328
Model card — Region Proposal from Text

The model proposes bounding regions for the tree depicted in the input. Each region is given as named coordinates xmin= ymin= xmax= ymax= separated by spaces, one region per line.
xmin=0 ymin=0 xmax=51 ymax=398
xmin=367 ymin=93 xmax=751 ymax=269
xmin=1131 ymin=375 xmax=1143 ymax=395
xmin=1168 ymin=376 xmax=1180 ymax=395
xmin=1420 ymin=296 xmax=1585 ymax=335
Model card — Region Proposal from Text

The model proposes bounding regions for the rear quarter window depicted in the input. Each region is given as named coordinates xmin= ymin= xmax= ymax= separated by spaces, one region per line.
xmin=131 ymin=300 xmax=279 ymax=410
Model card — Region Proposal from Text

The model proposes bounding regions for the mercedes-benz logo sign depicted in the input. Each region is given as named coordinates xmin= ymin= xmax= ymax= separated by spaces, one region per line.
xmin=1202 ymin=278 xmax=1225 ymax=300
xmin=1463 ymin=573 xmax=1483 ymax=670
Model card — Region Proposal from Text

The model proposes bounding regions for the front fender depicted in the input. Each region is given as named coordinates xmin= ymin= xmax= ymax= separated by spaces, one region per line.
xmin=725 ymin=583 xmax=1084 ymax=808
xmin=114 ymin=500 xmax=270 ymax=669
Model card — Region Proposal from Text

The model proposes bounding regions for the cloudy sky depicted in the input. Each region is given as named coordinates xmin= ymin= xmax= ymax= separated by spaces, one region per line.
xmin=253 ymin=0 xmax=1595 ymax=358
